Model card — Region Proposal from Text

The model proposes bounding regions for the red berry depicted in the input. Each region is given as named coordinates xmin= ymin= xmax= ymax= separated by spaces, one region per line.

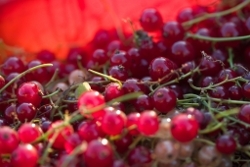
xmin=110 ymin=50 xmax=131 ymax=69
xmin=92 ymin=49 xmax=108 ymax=65
xmin=242 ymin=82 xmax=250 ymax=99
xmin=134 ymin=94 xmax=154 ymax=112
xmin=0 ymin=126 xmax=19 ymax=155
xmin=149 ymin=57 xmax=176 ymax=82
xmin=126 ymin=112 xmax=141 ymax=136
xmin=64 ymin=133 xmax=82 ymax=154
xmin=101 ymin=109 xmax=127 ymax=135
xmin=139 ymin=8 xmax=163 ymax=32
xmin=17 ymin=81 xmax=44 ymax=107
xmin=77 ymin=90 xmax=105 ymax=115
xmin=1 ymin=57 xmax=26 ymax=76
xmin=170 ymin=40 xmax=195 ymax=66
xmin=171 ymin=114 xmax=199 ymax=142
xmin=162 ymin=21 xmax=185 ymax=43
xmin=127 ymin=146 xmax=152 ymax=166
xmin=36 ymin=50 xmax=56 ymax=63
xmin=137 ymin=110 xmax=159 ymax=136
xmin=83 ymin=139 xmax=114 ymax=167
xmin=113 ymin=134 xmax=133 ymax=153
xmin=48 ymin=121 xmax=74 ymax=150
xmin=238 ymin=104 xmax=250 ymax=124
xmin=16 ymin=103 xmax=37 ymax=122
xmin=152 ymin=87 xmax=177 ymax=113
xmin=78 ymin=120 xmax=105 ymax=142
xmin=11 ymin=144 xmax=38 ymax=167
xmin=104 ymin=82 xmax=124 ymax=101
xmin=18 ymin=123 xmax=42 ymax=143
xmin=216 ymin=135 xmax=236 ymax=154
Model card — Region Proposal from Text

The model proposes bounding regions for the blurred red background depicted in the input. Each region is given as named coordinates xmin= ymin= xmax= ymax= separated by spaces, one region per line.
xmin=0 ymin=0 xmax=212 ymax=61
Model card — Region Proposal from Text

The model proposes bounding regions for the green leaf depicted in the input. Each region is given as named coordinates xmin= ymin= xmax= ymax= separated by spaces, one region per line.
xmin=75 ymin=82 xmax=91 ymax=98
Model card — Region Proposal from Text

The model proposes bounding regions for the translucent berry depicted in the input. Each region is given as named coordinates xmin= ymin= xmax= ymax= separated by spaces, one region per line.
xmin=137 ymin=110 xmax=159 ymax=136
xmin=139 ymin=8 xmax=163 ymax=32
xmin=0 ymin=126 xmax=19 ymax=155
xmin=216 ymin=134 xmax=236 ymax=154
xmin=11 ymin=144 xmax=38 ymax=167
xmin=171 ymin=114 xmax=199 ymax=142
xmin=48 ymin=121 xmax=74 ymax=150
xmin=83 ymin=139 xmax=114 ymax=167
xmin=18 ymin=123 xmax=42 ymax=143
xmin=101 ymin=109 xmax=127 ymax=135
xmin=78 ymin=90 xmax=105 ymax=115
xmin=17 ymin=81 xmax=44 ymax=107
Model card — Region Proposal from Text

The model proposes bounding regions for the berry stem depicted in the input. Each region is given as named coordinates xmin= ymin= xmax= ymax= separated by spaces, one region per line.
xmin=182 ymin=0 xmax=250 ymax=27
xmin=199 ymin=122 xmax=224 ymax=134
xmin=40 ymin=130 xmax=60 ymax=165
xmin=186 ymin=33 xmax=250 ymax=42
xmin=188 ymin=76 xmax=242 ymax=91
xmin=227 ymin=48 xmax=234 ymax=68
xmin=194 ymin=138 xmax=215 ymax=146
xmin=45 ymin=68 xmax=59 ymax=87
xmin=88 ymin=69 xmax=122 ymax=87
xmin=61 ymin=142 xmax=87 ymax=167
xmin=0 ymin=63 xmax=53 ymax=94
xmin=149 ymin=67 xmax=199 ymax=96
xmin=215 ymin=107 xmax=240 ymax=119
xmin=42 ymin=89 xmax=61 ymax=98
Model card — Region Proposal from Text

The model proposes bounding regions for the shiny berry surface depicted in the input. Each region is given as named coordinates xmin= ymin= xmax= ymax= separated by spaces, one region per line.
xmin=171 ymin=114 xmax=199 ymax=142
xmin=152 ymin=87 xmax=177 ymax=113
xmin=83 ymin=139 xmax=114 ymax=167
xmin=17 ymin=82 xmax=43 ymax=107
xmin=11 ymin=144 xmax=38 ymax=167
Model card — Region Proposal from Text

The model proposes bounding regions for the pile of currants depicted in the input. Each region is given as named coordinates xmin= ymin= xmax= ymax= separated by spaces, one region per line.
xmin=2 ymin=0 xmax=250 ymax=166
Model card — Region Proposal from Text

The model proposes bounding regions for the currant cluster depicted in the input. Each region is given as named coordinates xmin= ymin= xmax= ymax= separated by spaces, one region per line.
xmin=2 ymin=0 xmax=250 ymax=167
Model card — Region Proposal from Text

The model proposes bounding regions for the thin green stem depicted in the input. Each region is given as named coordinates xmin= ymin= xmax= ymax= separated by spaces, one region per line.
xmin=182 ymin=0 xmax=250 ymax=27
xmin=199 ymin=122 xmax=224 ymax=134
xmin=45 ymin=68 xmax=59 ymax=87
xmin=228 ymin=48 xmax=234 ymax=68
xmin=42 ymin=89 xmax=61 ymax=99
xmin=187 ymin=33 xmax=250 ymax=42
xmin=215 ymin=108 xmax=240 ymax=120
xmin=0 ymin=64 xmax=53 ymax=94
xmin=194 ymin=138 xmax=215 ymax=146
xmin=88 ymin=69 xmax=122 ymax=87
xmin=188 ymin=76 xmax=242 ymax=91
xmin=149 ymin=67 xmax=199 ymax=96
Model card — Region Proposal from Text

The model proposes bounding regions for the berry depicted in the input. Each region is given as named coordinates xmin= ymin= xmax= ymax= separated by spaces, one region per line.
xmin=152 ymin=87 xmax=177 ymax=113
xmin=137 ymin=110 xmax=159 ymax=136
xmin=18 ymin=123 xmax=42 ymax=143
xmin=11 ymin=144 xmax=38 ymax=167
xmin=171 ymin=113 xmax=199 ymax=142
xmin=170 ymin=40 xmax=195 ymax=65
xmin=127 ymin=146 xmax=151 ymax=166
xmin=16 ymin=103 xmax=37 ymax=122
xmin=0 ymin=126 xmax=19 ymax=155
xmin=238 ymin=104 xmax=250 ymax=124
xmin=83 ymin=139 xmax=114 ymax=167
xmin=104 ymin=82 xmax=124 ymax=101
xmin=139 ymin=8 xmax=163 ymax=32
xmin=216 ymin=134 xmax=236 ymax=154
xmin=48 ymin=121 xmax=74 ymax=150
xmin=78 ymin=120 xmax=105 ymax=142
xmin=17 ymin=81 xmax=44 ymax=107
xmin=1 ymin=57 xmax=26 ymax=76
xmin=101 ymin=109 xmax=127 ymax=136
xmin=78 ymin=90 xmax=105 ymax=115
xmin=149 ymin=57 xmax=176 ymax=82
